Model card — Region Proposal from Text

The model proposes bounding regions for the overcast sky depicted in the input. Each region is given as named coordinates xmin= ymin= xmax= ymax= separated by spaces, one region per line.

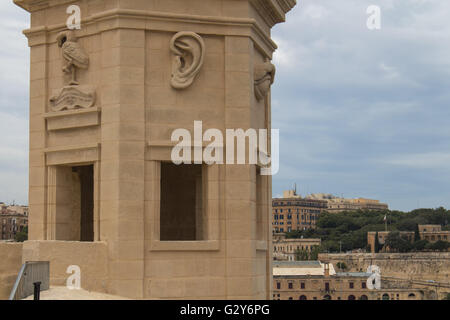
xmin=1 ymin=1 xmax=449 ymax=211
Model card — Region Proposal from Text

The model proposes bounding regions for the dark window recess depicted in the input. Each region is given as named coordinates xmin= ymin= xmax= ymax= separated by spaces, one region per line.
xmin=160 ymin=163 xmax=203 ymax=241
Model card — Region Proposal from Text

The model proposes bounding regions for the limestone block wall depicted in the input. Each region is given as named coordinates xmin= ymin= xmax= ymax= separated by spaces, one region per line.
xmin=0 ymin=243 xmax=23 ymax=299
xmin=319 ymin=253 xmax=450 ymax=282
xmin=273 ymin=276 xmax=428 ymax=300
xmin=22 ymin=241 xmax=108 ymax=294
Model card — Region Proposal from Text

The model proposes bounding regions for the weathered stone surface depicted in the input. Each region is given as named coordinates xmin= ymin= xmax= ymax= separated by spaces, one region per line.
xmin=0 ymin=243 xmax=23 ymax=299
xmin=319 ymin=252 xmax=450 ymax=282
xmin=22 ymin=241 xmax=108 ymax=294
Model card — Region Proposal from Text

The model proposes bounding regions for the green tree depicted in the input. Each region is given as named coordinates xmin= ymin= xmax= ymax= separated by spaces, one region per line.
xmin=14 ymin=226 xmax=28 ymax=242
xmin=413 ymin=239 xmax=428 ymax=251
xmin=295 ymin=249 xmax=309 ymax=261
xmin=336 ymin=262 xmax=348 ymax=271
xmin=427 ymin=240 xmax=450 ymax=252
xmin=385 ymin=231 xmax=413 ymax=253
xmin=414 ymin=224 xmax=420 ymax=242
xmin=310 ymin=245 xmax=321 ymax=260
xmin=280 ymin=208 xmax=450 ymax=253
xmin=374 ymin=231 xmax=381 ymax=253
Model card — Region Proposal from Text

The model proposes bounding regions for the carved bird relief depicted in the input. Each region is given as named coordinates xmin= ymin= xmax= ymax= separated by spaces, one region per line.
xmin=56 ymin=30 xmax=89 ymax=86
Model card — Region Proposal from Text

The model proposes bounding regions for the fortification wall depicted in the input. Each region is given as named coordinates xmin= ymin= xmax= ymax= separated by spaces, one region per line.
xmin=0 ymin=242 xmax=23 ymax=299
xmin=319 ymin=252 xmax=450 ymax=283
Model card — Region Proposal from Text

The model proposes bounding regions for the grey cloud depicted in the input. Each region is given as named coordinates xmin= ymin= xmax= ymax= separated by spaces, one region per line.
xmin=271 ymin=0 xmax=450 ymax=210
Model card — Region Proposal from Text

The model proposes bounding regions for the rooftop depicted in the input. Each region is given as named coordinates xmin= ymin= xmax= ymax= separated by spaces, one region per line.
xmin=274 ymin=261 xmax=322 ymax=267
xmin=273 ymin=261 xmax=336 ymax=276
xmin=335 ymin=272 xmax=372 ymax=278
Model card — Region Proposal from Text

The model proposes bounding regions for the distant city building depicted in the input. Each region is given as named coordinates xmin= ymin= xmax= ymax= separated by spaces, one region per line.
xmin=418 ymin=225 xmax=450 ymax=243
xmin=0 ymin=204 xmax=28 ymax=241
xmin=5 ymin=205 xmax=29 ymax=216
xmin=307 ymin=193 xmax=388 ymax=213
xmin=272 ymin=261 xmax=430 ymax=300
xmin=367 ymin=231 xmax=415 ymax=253
xmin=272 ymin=190 xmax=327 ymax=232
xmin=273 ymin=233 xmax=321 ymax=261
xmin=367 ymin=225 xmax=450 ymax=253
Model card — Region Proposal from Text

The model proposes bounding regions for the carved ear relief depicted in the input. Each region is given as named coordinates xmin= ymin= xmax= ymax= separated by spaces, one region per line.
xmin=170 ymin=31 xmax=205 ymax=89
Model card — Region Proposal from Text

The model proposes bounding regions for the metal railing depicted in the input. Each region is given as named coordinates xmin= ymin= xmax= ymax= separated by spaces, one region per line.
xmin=9 ymin=261 xmax=50 ymax=300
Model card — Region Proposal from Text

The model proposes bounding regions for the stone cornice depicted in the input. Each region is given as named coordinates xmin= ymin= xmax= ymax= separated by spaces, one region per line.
xmin=22 ymin=8 xmax=279 ymax=57
xmin=13 ymin=0 xmax=46 ymax=12
xmin=15 ymin=1 xmax=297 ymax=55
xmin=14 ymin=0 xmax=75 ymax=12
xmin=250 ymin=0 xmax=297 ymax=27
xmin=15 ymin=0 xmax=297 ymax=16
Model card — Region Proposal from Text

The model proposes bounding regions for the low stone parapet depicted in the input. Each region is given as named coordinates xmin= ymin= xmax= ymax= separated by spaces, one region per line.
xmin=22 ymin=240 xmax=109 ymax=294
xmin=0 ymin=242 xmax=23 ymax=299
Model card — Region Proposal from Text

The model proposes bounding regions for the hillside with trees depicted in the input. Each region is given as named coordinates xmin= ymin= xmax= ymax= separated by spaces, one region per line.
xmin=285 ymin=207 xmax=450 ymax=253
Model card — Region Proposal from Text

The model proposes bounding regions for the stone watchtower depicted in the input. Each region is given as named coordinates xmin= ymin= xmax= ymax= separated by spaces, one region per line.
xmin=14 ymin=0 xmax=296 ymax=299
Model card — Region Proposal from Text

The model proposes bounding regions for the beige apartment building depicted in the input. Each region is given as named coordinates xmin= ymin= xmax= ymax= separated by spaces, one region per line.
xmin=3 ymin=0 xmax=299 ymax=299
xmin=273 ymin=233 xmax=320 ymax=261
xmin=418 ymin=225 xmax=450 ymax=243
xmin=272 ymin=261 xmax=431 ymax=300
xmin=0 ymin=205 xmax=28 ymax=241
xmin=272 ymin=190 xmax=327 ymax=232
xmin=307 ymin=194 xmax=388 ymax=213
xmin=2 ymin=205 xmax=29 ymax=216
xmin=1 ymin=214 xmax=28 ymax=241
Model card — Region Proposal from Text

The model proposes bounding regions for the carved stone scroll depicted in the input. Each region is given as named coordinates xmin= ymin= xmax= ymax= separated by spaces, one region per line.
xmin=50 ymin=85 xmax=96 ymax=112
xmin=170 ymin=31 xmax=205 ymax=89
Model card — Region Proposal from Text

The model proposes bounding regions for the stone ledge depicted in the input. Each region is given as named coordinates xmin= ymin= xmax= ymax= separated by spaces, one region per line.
xmin=45 ymin=143 xmax=100 ymax=166
xmin=45 ymin=107 xmax=100 ymax=131
xmin=150 ymin=240 xmax=220 ymax=251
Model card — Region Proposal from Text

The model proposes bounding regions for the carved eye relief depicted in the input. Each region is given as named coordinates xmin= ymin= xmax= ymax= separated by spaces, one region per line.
xmin=170 ymin=32 xmax=205 ymax=89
